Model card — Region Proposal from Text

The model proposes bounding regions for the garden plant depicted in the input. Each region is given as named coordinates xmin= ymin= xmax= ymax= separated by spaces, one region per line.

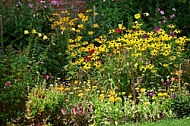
xmin=0 ymin=0 xmax=190 ymax=126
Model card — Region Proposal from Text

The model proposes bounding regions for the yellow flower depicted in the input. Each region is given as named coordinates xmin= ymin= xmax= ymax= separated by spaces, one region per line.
xmin=78 ymin=93 xmax=83 ymax=97
xmin=73 ymin=87 xmax=78 ymax=90
xmin=115 ymin=97 xmax=122 ymax=102
xmin=122 ymin=92 xmax=126 ymax=95
xmin=88 ymin=31 xmax=94 ymax=35
xmin=140 ymin=88 xmax=146 ymax=93
xmin=162 ymin=92 xmax=168 ymax=97
xmin=43 ymin=35 xmax=48 ymax=40
xmin=128 ymin=94 xmax=132 ymax=98
xmin=109 ymin=90 xmax=115 ymax=96
xmin=65 ymin=99 xmax=69 ymax=102
xmin=32 ymin=29 xmax=37 ymax=34
xmin=170 ymin=89 xmax=174 ymax=92
xmin=74 ymin=80 xmax=79 ymax=85
xmin=93 ymin=23 xmax=99 ymax=28
xmin=109 ymin=96 xmax=115 ymax=102
xmin=64 ymin=87 xmax=70 ymax=91
xmin=85 ymin=88 xmax=91 ymax=92
xmin=92 ymin=86 xmax=98 ymax=89
xmin=55 ymin=87 xmax=64 ymax=91
xmin=86 ymin=9 xmax=92 ymax=12
xmin=134 ymin=13 xmax=141 ymax=19
xmin=143 ymin=102 xmax=150 ymax=106
xmin=163 ymin=64 xmax=168 ymax=67
xmin=167 ymin=24 xmax=175 ymax=29
xmin=99 ymin=94 xmax=104 ymax=100
xmin=83 ymin=62 xmax=91 ymax=70
xmin=152 ymin=96 xmax=156 ymax=100
xmin=158 ymin=93 xmax=163 ymax=97
xmin=24 ymin=30 xmax=29 ymax=34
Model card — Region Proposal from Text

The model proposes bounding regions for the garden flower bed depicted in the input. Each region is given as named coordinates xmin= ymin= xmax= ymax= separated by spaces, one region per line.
xmin=0 ymin=0 xmax=190 ymax=126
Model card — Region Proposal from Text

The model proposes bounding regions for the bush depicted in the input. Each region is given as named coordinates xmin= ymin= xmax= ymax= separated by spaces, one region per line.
xmin=169 ymin=93 xmax=190 ymax=118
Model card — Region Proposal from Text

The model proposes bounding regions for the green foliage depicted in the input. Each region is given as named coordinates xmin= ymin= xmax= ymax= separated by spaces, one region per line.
xmin=25 ymin=83 xmax=65 ymax=125
xmin=0 ymin=45 xmax=40 ymax=124
xmin=0 ymin=0 xmax=55 ymax=50
xmin=169 ymin=93 xmax=190 ymax=118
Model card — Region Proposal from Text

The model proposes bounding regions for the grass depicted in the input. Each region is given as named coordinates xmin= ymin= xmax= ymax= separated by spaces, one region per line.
xmin=121 ymin=117 xmax=190 ymax=126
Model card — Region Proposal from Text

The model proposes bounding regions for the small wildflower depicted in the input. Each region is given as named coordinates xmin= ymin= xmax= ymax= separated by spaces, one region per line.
xmin=99 ymin=94 xmax=104 ymax=100
xmin=140 ymin=88 xmax=146 ymax=93
xmin=43 ymin=35 xmax=48 ymax=40
xmin=144 ymin=102 xmax=150 ymax=106
xmin=78 ymin=93 xmax=83 ymax=97
xmin=109 ymin=96 xmax=115 ymax=102
xmin=24 ymin=30 xmax=29 ymax=34
xmin=32 ymin=29 xmax=37 ymax=34
xmin=134 ymin=13 xmax=141 ymax=19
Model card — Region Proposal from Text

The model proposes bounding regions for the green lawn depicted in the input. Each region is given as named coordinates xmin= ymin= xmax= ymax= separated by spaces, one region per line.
xmin=121 ymin=117 xmax=190 ymax=126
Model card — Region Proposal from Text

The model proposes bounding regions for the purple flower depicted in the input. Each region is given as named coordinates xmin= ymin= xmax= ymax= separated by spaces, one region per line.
xmin=51 ymin=0 xmax=59 ymax=6
xmin=154 ymin=27 xmax=160 ymax=32
xmin=148 ymin=91 xmax=154 ymax=96
xmin=28 ymin=3 xmax=33 ymax=8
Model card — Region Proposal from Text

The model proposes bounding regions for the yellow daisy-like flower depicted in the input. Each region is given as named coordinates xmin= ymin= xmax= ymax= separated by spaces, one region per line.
xmin=99 ymin=94 xmax=104 ymax=101
xmin=128 ymin=94 xmax=132 ymax=98
xmin=93 ymin=23 xmax=99 ymax=28
xmin=167 ymin=24 xmax=175 ymax=29
xmin=78 ymin=93 xmax=83 ymax=97
xmin=88 ymin=31 xmax=94 ymax=35
xmin=109 ymin=96 xmax=115 ymax=102
xmin=140 ymin=88 xmax=146 ymax=93
xmin=122 ymin=92 xmax=126 ymax=95
xmin=134 ymin=13 xmax=141 ymax=19
xmin=85 ymin=88 xmax=91 ymax=92
xmin=115 ymin=97 xmax=122 ymax=102
xmin=170 ymin=89 xmax=174 ymax=92
xmin=74 ymin=80 xmax=79 ymax=85
xmin=83 ymin=63 xmax=91 ymax=70
xmin=158 ymin=93 xmax=163 ymax=97
xmin=143 ymin=102 xmax=150 ymax=106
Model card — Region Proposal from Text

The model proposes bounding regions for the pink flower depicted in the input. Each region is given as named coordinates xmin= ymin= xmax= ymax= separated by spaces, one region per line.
xmin=45 ymin=75 xmax=50 ymax=80
xmin=5 ymin=81 xmax=11 ymax=87
xmin=28 ymin=3 xmax=33 ymax=8
xmin=61 ymin=108 xmax=67 ymax=115
xmin=88 ymin=104 xmax=93 ymax=112
xmin=71 ymin=106 xmax=76 ymax=115
xmin=154 ymin=27 xmax=160 ymax=32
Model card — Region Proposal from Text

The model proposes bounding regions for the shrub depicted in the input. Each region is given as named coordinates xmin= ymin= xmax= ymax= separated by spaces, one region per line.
xmin=169 ymin=93 xmax=190 ymax=118
xmin=0 ymin=45 xmax=40 ymax=125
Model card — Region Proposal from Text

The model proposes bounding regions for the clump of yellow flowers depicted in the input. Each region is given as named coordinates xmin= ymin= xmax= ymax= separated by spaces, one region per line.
xmin=50 ymin=11 xmax=189 ymax=104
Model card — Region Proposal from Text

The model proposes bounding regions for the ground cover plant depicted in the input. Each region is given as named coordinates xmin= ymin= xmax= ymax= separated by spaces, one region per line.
xmin=0 ymin=0 xmax=190 ymax=126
